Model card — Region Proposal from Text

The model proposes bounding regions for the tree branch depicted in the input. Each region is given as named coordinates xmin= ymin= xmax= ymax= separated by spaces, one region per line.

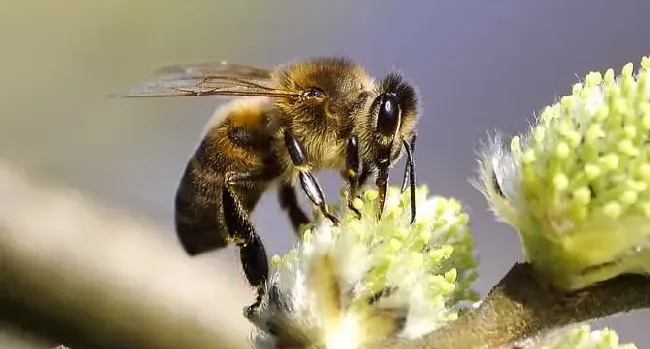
xmin=382 ymin=263 xmax=650 ymax=349
xmin=0 ymin=161 xmax=252 ymax=349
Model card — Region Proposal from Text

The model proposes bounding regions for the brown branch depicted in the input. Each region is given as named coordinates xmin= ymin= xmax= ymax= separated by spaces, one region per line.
xmin=382 ymin=263 xmax=650 ymax=349
xmin=0 ymin=161 xmax=252 ymax=349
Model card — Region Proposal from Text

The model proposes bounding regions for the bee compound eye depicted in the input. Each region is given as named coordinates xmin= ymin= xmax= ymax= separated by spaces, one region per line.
xmin=302 ymin=87 xmax=325 ymax=99
xmin=375 ymin=93 xmax=401 ymax=136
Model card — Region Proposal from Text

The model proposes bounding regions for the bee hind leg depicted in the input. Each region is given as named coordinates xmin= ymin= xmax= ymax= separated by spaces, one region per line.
xmin=278 ymin=183 xmax=310 ymax=237
xmin=283 ymin=128 xmax=340 ymax=225
xmin=222 ymin=171 xmax=270 ymax=318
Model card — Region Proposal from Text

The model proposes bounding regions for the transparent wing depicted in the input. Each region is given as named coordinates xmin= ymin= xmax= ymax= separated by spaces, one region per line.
xmin=116 ymin=61 xmax=297 ymax=98
xmin=154 ymin=60 xmax=273 ymax=80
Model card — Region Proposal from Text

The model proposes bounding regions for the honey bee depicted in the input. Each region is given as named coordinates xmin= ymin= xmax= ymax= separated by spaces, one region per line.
xmin=119 ymin=57 xmax=420 ymax=317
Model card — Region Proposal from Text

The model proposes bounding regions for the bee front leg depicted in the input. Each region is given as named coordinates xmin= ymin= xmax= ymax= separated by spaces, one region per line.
xmin=283 ymin=128 xmax=340 ymax=226
xmin=399 ymin=134 xmax=417 ymax=224
xmin=342 ymin=135 xmax=363 ymax=219
xmin=223 ymin=171 xmax=269 ymax=318
xmin=278 ymin=183 xmax=311 ymax=237
xmin=400 ymin=134 xmax=417 ymax=193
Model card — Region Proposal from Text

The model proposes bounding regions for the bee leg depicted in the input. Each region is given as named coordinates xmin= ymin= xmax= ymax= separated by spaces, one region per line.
xmin=399 ymin=134 xmax=417 ymax=224
xmin=399 ymin=134 xmax=417 ymax=193
xmin=278 ymin=183 xmax=311 ymax=237
xmin=358 ymin=165 xmax=371 ymax=186
xmin=343 ymin=135 xmax=363 ymax=219
xmin=283 ymin=128 xmax=340 ymax=226
xmin=222 ymin=172 xmax=269 ymax=318
xmin=375 ymin=166 xmax=389 ymax=222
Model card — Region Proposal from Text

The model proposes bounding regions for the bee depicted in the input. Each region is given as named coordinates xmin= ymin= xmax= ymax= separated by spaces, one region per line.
xmin=118 ymin=56 xmax=420 ymax=317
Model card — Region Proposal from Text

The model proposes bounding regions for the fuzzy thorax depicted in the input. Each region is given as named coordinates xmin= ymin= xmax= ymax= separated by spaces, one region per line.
xmin=248 ymin=186 xmax=478 ymax=349
xmin=475 ymin=57 xmax=650 ymax=290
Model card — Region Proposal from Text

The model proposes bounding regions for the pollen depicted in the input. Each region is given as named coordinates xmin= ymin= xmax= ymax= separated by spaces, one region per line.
xmin=637 ymin=163 xmax=650 ymax=179
xmin=444 ymin=268 xmax=457 ymax=283
xmin=600 ymin=154 xmax=619 ymax=171
xmin=619 ymin=190 xmax=638 ymax=206
xmin=271 ymin=255 xmax=282 ymax=267
xmin=617 ymin=139 xmax=639 ymax=156
xmin=584 ymin=163 xmax=602 ymax=179
xmin=585 ymin=124 xmax=605 ymax=143
xmin=364 ymin=190 xmax=378 ymax=201
xmin=554 ymin=143 xmax=570 ymax=158
xmin=572 ymin=187 xmax=591 ymax=205
xmin=552 ymin=173 xmax=569 ymax=191
xmin=585 ymin=71 xmax=603 ymax=87
xmin=352 ymin=197 xmax=364 ymax=210
xmin=325 ymin=313 xmax=360 ymax=349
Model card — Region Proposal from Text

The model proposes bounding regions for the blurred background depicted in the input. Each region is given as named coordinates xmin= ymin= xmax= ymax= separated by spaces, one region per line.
xmin=1 ymin=1 xmax=650 ymax=347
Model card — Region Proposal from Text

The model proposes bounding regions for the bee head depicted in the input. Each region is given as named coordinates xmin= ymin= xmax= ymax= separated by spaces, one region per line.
xmin=354 ymin=72 xmax=419 ymax=221
xmin=362 ymin=72 xmax=419 ymax=171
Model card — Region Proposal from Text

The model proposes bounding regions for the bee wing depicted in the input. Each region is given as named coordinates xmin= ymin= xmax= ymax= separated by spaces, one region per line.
xmin=116 ymin=61 xmax=298 ymax=98
xmin=154 ymin=60 xmax=273 ymax=80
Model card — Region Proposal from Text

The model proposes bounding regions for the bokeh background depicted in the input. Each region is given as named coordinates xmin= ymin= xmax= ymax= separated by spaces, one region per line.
xmin=2 ymin=1 xmax=650 ymax=347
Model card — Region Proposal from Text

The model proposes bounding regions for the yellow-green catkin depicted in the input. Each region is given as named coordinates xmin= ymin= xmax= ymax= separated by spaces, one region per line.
xmin=477 ymin=57 xmax=650 ymax=290
xmin=535 ymin=325 xmax=637 ymax=349
xmin=270 ymin=185 xmax=479 ymax=339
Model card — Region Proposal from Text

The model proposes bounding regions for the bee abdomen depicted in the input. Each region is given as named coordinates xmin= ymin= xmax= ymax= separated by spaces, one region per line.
xmin=174 ymin=161 xmax=229 ymax=255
